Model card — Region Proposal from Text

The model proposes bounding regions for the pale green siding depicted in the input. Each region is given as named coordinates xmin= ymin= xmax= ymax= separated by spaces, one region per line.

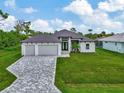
xmin=103 ymin=41 xmax=124 ymax=53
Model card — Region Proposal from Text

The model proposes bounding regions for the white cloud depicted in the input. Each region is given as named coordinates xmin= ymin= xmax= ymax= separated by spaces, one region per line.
xmin=83 ymin=10 xmax=123 ymax=30
xmin=0 ymin=15 xmax=17 ymax=31
xmin=51 ymin=18 xmax=94 ymax=34
xmin=77 ymin=24 xmax=90 ymax=34
xmin=63 ymin=0 xmax=93 ymax=16
xmin=4 ymin=0 xmax=38 ymax=14
xmin=4 ymin=0 xmax=16 ymax=9
xmin=51 ymin=18 xmax=75 ymax=30
xmin=63 ymin=0 xmax=124 ymax=33
xmin=98 ymin=0 xmax=124 ymax=12
xmin=114 ymin=12 xmax=124 ymax=21
xmin=31 ymin=19 xmax=53 ymax=32
xmin=23 ymin=7 xmax=38 ymax=14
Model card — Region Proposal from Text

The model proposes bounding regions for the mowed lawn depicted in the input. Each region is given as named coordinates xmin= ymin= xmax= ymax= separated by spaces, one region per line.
xmin=0 ymin=46 xmax=21 ymax=91
xmin=55 ymin=48 xmax=124 ymax=93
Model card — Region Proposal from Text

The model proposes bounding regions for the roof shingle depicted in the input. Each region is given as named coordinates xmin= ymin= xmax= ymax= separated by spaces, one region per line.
xmin=53 ymin=29 xmax=83 ymax=39
xmin=21 ymin=29 xmax=95 ymax=43
xmin=21 ymin=34 xmax=61 ymax=43
xmin=98 ymin=33 xmax=124 ymax=42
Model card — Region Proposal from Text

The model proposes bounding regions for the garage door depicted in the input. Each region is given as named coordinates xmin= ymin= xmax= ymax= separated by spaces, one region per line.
xmin=38 ymin=45 xmax=58 ymax=56
xmin=25 ymin=45 xmax=35 ymax=56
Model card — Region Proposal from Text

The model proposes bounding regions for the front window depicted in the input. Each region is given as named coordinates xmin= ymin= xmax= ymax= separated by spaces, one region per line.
xmin=86 ymin=44 xmax=90 ymax=49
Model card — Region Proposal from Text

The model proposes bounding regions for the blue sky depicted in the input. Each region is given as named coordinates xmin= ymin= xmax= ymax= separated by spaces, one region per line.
xmin=0 ymin=0 xmax=104 ymax=20
xmin=0 ymin=0 xmax=124 ymax=33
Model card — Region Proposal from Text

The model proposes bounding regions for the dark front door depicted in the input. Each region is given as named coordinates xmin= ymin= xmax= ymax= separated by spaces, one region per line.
xmin=62 ymin=42 xmax=68 ymax=51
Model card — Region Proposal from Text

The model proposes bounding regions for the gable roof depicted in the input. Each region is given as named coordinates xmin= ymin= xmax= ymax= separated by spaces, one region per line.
xmin=98 ymin=33 xmax=124 ymax=42
xmin=53 ymin=29 xmax=83 ymax=39
xmin=21 ymin=34 xmax=61 ymax=43
xmin=53 ymin=29 xmax=95 ymax=42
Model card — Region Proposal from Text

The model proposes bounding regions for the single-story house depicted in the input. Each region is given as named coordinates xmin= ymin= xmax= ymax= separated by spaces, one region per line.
xmin=98 ymin=33 xmax=124 ymax=53
xmin=21 ymin=29 xmax=95 ymax=56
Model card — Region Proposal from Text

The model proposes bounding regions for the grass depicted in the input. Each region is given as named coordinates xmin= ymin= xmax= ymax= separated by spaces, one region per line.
xmin=55 ymin=48 xmax=124 ymax=93
xmin=0 ymin=46 xmax=124 ymax=93
xmin=0 ymin=45 xmax=21 ymax=91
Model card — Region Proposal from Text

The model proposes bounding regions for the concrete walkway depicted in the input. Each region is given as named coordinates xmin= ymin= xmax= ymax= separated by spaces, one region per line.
xmin=0 ymin=56 xmax=61 ymax=93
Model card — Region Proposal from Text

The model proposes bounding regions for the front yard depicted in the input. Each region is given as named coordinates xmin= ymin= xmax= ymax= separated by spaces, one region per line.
xmin=1 ymin=46 xmax=124 ymax=93
xmin=0 ymin=46 xmax=21 ymax=91
xmin=55 ymin=48 xmax=124 ymax=93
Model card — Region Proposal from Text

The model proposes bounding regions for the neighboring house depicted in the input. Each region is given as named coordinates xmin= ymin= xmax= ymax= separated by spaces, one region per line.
xmin=99 ymin=33 xmax=124 ymax=53
xmin=21 ymin=29 xmax=95 ymax=56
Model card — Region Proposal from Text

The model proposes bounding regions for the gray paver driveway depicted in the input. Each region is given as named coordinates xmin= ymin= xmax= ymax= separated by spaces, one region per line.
xmin=0 ymin=56 xmax=61 ymax=93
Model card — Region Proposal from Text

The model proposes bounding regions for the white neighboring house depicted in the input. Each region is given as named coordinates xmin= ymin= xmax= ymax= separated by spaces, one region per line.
xmin=21 ymin=29 xmax=95 ymax=56
xmin=99 ymin=33 xmax=124 ymax=53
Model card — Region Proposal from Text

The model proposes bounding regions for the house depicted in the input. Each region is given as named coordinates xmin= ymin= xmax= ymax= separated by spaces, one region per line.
xmin=21 ymin=29 xmax=95 ymax=56
xmin=98 ymin=33 xmax=124 ymax=53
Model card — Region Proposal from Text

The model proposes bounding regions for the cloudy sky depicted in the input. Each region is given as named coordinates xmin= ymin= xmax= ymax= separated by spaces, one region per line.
xmin=0 ymin=0 xmax=124 ymax=34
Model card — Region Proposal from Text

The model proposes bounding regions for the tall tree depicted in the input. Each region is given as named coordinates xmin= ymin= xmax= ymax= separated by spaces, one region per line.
xmin=14 ymin=20 xmax=24 ymax=34
xmin=0 ymin=10 xmax=8 ymax=25
xmin=70 ymin=27 xmax=77 ymax=32
xmin=101 ymin=31 xmax=106 ymax=35
xmin=23 ymin=21 xmax=32 ymax=35
xmin=14 ymin=20 xmax=32 ymax=35
xmin=88 ymin=29 xmax=93 ymax=33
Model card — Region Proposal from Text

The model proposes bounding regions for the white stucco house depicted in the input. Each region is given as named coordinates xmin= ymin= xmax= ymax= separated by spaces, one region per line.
xmin=21 ymin=29 xmax=95 ymax=56
xmin=99 ymin=33 xmax=124 ymax=53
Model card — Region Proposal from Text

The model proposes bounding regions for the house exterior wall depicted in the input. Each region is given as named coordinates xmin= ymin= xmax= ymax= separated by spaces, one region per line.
xmin=80 ymin=42 xmax=95 ymax=52
xmin=121 ymin=43 xmax=124 ymax=53
xmin=21 ymin=43 xmax=61 ymax=56
xmin=68 ymin=37 xmax=71 ymax=53
xmin=103 ymin=41 xmax=124 ymax=53
xmin=21 ymin=44 xmax=25 ymax=56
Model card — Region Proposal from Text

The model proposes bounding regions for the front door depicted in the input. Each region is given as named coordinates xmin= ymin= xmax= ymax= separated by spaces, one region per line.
xmin=62 ymin=42 xmax=68 ymax=51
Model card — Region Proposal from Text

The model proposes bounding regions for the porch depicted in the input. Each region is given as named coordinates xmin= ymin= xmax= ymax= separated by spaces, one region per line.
xmin=61 ymin=37 xmax=80 ymax=55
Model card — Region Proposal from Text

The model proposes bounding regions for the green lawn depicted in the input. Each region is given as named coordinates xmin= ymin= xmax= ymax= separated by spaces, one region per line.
xmin=0 ymin=46 xmax=21 ymax=91
xmin=55 ymin=48 xmax=124 ymax=93
xmin=1 ymin=47 xmax=124 ymax=93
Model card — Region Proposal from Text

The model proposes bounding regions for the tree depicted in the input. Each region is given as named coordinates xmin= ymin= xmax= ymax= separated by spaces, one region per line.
xmin=70 ymin=27 xmax=77 ymax=32
xmin=0 ymin=10 xmax=8 ymax=25
xmin=88 ymin=29 xmax=93 ymax=33
xmin=14 ymin=20 xmax=24 ymax=34
xmin=101 ymin=31 xmax=106 ymax=35
xmin=72 ymin=42 xmax=79 ymax=52
xmin=14 ymin=20 xmax=32 ymax=35
xmin=78 ymin=32 xmax=83 ymax=36
xmin=54 ymin=30 xmax=58 ymax=33
xmin=23 ymin=21 xmax=32 ymax=35
xmin=111 ymin=32 xmax=114 ymax=35
xmin=0 ymin=10 xmax=8 ymax=20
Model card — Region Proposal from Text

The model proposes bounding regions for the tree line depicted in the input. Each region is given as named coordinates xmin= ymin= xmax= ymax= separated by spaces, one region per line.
xmin=0 ymin=10 xmax=114 ymax=49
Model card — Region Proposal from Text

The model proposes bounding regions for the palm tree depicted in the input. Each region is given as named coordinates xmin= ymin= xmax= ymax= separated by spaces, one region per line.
xmin=88 ymin=29 xmax=93 ymax=33
xmin=70 ymin=27 xmax=77 ymax=32
xmin=0 ymin=10 xmax=8 ymax=20
xmin=0 ymin=10 xmax=8 ymax=26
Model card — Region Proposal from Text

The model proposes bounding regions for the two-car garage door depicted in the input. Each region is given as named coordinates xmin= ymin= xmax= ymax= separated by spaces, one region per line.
xmin=24 ymin=45 xmax=58 ymax=56
xmin=38 ymin=45 xmax=58 ymax=56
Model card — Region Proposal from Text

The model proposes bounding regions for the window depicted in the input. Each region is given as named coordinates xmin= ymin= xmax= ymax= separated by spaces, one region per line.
xmin=105 ymin=41 xmax=108 ymax=43
xmin=115 ymin=42 xmax=117 ymax=46
xmin=86 ymin=44 xmax=90 ymax=49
